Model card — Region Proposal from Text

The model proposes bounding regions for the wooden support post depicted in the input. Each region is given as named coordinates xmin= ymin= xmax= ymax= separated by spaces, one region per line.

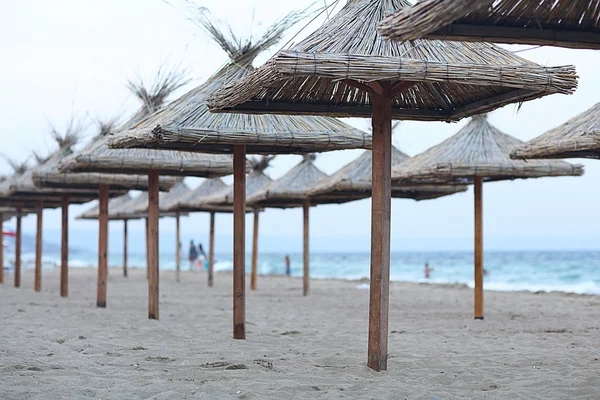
xmin=35 ymin=201 xmax=43 ymax=292
xmin=148 ymin=171 xmax=160 ymax=320
xmin=303 ymin=199 xmax=310 ymax=296
xmin=474 ymin=176 xmax=484 ymax=320
xmin=250 ymin=210 xmax=259 ymax=291
xmin=233 ymin=145 xmax=246 ymax=339
xmin=145 ymin=218 xmax=149 ymax=280
xmin=368 ymin=83 xmax=392 ymax=372
xmin=97 ymin=184 xmax=109 ymax=307
xmin=176 ymin=212 xmax=181 ymax=283
xmin=123 ymin=220 xmax=128 ymax=277
xmin=60 ymin=194 xmax=69 ymax=297
xmin=0 ymin=212 xmax=3 ymax=284
xmin=15 ymin=205 xmax=22 ymax=288
xmin=208 ymin=212 xmax=215 ymax=287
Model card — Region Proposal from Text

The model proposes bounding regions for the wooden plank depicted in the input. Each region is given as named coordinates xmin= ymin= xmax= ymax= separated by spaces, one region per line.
xmin=15 ymin=206 xmax=22 ymax=288
xmin=0 ymin=212 xmax=3 ymax=284
xmin=428 ymin=24 xmax=600 ymax=51
xmin=303 ymin=199 xmax=310 ymax=296
xmin=35 ymin=201 xmax=43 ymax=292
xmin=233 ymin=145 xmax=246 ymax=339
xmin=60 ymin=194 xmax=69 ymax=297
xmin=176 ymin=212 xmax=181 ymax=283
xmin=474 ymin=176 xmax=484 ymax=320
xmin=224 ymin=101 xmax=452 ymax=121
xmin=250 ymin=210 xmax=259 ymax=291
xmin=123 ymin=220 xmax=128 ymax=277
xmin=148 ymin=171 xmax=160 ymax=320
xmin=208 ymin=212 xmax=215 ymax=287
xmin=367 ymin=83 xmax=392 ymax=372
xmin=97 ymin=185 xmax=109 ymax=308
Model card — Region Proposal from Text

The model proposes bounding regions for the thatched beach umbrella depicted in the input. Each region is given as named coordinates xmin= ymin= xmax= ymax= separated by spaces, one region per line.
xmin=246 ymin=155 xmax=326 ymax=294
xmin=8 ymin=136 xmax=120 ymax=296
xmin=392 ymin=115 xmax=584 ymax=319
xmin=59 ymin=140 xmax=232 ymax=316
xmin=308 ymin=146 xmax=468 ymax=203
xmin=57 ymin=74 xmax=234 ymax=317
xmin=511 ymin=102 xmax=600 ymax=160
xmin=205 ymin=0 xmax=576 ymax=371
xmin=108 ymin=9 xmax=371 ymax=339
xmin=378 ymin=0 xmax=600 ymax=50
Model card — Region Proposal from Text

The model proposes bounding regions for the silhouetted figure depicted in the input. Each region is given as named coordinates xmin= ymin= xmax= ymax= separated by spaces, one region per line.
xmin=285 ymin=255 xmax=291 ymax=276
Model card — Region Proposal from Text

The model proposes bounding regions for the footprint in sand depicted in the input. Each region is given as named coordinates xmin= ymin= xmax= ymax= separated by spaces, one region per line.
xmin=145 ymin=356 xmax=175 ymax=363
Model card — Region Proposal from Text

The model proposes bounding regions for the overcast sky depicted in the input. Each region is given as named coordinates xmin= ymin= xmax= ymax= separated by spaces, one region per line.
xmin=2 ymin=0 xmax=600 ymax=252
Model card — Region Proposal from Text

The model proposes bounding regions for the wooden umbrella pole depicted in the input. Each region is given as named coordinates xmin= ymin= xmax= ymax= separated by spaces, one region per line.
xmin=250 ymin=209 xmax=259 ymax=291
xmin=176 ymin=212 xmax=181 ymax=283
xmin=208 ymin=212 xmax=215 ymax=287
xmin=60 ymin=194 xmax=69 ymax=297
xmin=148 ymin=171 xmax=160 ymax=320
xmin=474 ymin=176 xmax=484 ymax=320
xmin=97 ymin=184 xmax=109 ymax=307
xmin=303 ymin=198 xmax=310 ymax=296
xmin=0 ymin=212 xmax=3 ymax=284
xmin=367 ymin=82 xmax=392 ymax=372
xmin=123 ymin=220 xmax=128 ymax=277
xmin=233 ymin=145 xmax=246 ymax=339
xmin=15 ymin=205 xmax=22 ymax=288
xmin=145 ymin=218 xmax=149 ymax=280
xmin=35 ymin=200 xmax=43 ymax=292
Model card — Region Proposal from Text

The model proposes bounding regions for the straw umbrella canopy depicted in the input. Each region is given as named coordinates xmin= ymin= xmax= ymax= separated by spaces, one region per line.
xmin=108 ymin=7 xmax=372 ymax=340
xmin=308 ymin=147 xmax=468 ymax=202
xmin=245 ymin=155 xmax=327 ymax=294
xmin=378 ymin=0 xmax=600 ymax=50
xmin=511 ymin=102 xmax=600 ymax=160
xmin=392 ymin=114 xmax=584 ymax=320
xmin=206 ymin=0 xmax=579 ymax=371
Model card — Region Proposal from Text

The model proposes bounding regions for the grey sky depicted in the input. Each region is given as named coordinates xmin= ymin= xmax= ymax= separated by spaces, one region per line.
xmin=1 ymin=0 xmax=599 ymax=252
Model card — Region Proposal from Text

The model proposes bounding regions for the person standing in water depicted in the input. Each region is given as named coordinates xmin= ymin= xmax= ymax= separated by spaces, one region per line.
xmin=188 ymin=240 xmax=198 ymax=271
xmin=284 ymin=255 xmax=291 ymax=276
xmin=424 ymin=262 xmax=434 ymax=279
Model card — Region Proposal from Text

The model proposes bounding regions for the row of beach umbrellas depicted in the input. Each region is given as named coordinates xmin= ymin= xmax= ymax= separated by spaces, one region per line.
xmin=1 ymin=0 xmax=597 ymax=372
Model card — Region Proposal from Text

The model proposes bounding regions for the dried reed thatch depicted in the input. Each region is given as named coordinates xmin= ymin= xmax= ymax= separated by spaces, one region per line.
xmin=59 ymin=65 xmax=234 ymax=177
xmin=77 ymin=193 xmax=134 ymax=220
xmin=246 ymin=154 xmax=328 ymax=208
xmin=378 ymin=0 xmax=600 ymax=50
xmin=59 ymin=132 xmax=236 ymax=177
xmin=33 ymin=117 xmax=179 ymax=190
xmin=308 ymin=146 xmax=467 ymax=202
xmin=193 ymin=156 xmax=273 ymax=207
xmin=107 ymin=7 xmax=371 ymax=154
xmin=164 ymin=178 xmax=240 ymax=213
xmin=392 ymin=115 xmax=584 ymax=183
xmin=207 ymin=0 xmax=578 ymax=122
xmin=511 ymin=102 xmax=600 ymax=160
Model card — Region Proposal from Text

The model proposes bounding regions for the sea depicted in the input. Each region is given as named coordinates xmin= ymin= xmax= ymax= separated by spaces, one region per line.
xmin=4 ymin=248 xmax=600 ymax=295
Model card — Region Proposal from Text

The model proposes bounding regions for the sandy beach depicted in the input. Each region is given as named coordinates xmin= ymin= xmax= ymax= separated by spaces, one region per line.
xmin=1 ymin=267 xmax=599 ymax=399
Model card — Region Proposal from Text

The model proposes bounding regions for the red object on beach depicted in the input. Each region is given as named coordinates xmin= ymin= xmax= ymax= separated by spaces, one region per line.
xmin=3 ymin=230 xmax=16 ymax=237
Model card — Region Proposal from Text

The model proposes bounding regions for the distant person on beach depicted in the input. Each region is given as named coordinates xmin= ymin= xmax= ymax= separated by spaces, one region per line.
xmin=424 ymin=262 xmax=434 ymax=279
xmin=197 ymin=244 xmax=207 ymax=270
xmin=188 ymin=240 xmax=198 ymax=271
xmin=285 ymin=255 xmax=291 ymax=276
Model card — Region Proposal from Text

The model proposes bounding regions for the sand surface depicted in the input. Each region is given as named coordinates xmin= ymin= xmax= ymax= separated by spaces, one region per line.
xmin=1 ymin=267 xmax=599 ymax=399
